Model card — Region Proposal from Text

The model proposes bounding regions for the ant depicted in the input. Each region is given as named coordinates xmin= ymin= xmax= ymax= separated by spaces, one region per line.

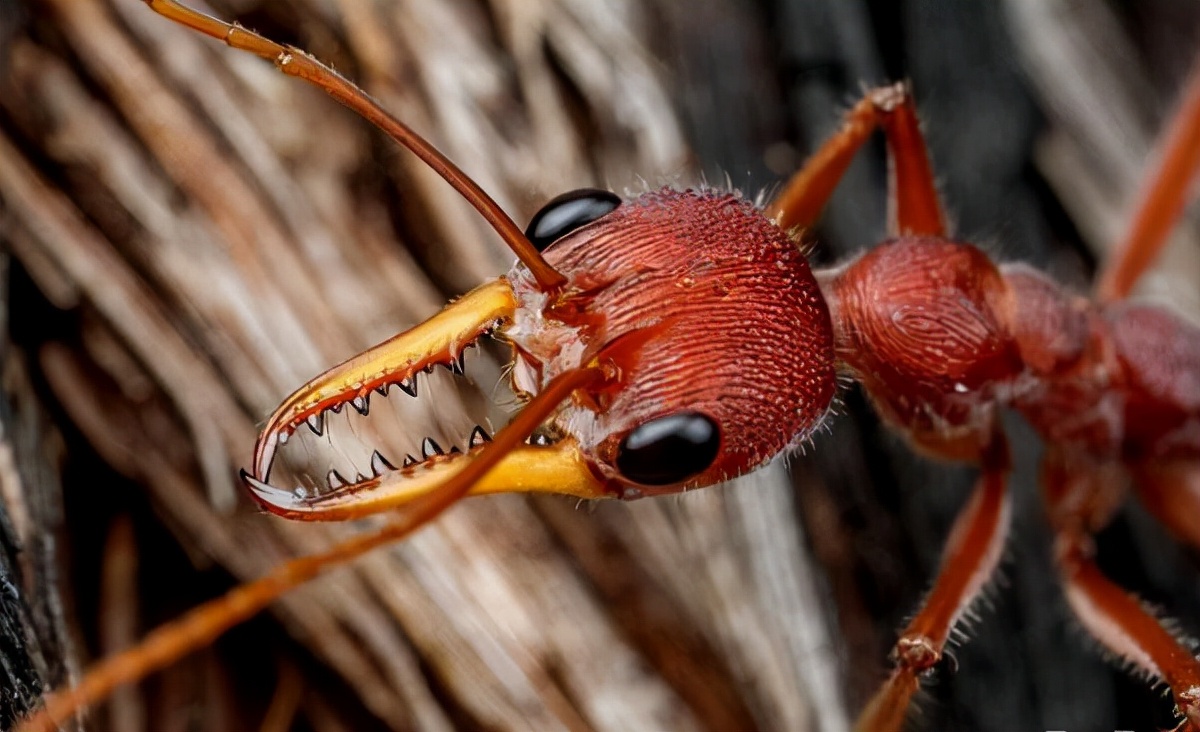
xmin=13 ymin=1 xmax=1200 ymax=731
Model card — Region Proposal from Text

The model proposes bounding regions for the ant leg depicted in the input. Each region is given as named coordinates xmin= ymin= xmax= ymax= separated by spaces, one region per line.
xmin=876 ymin=84 xmax=946 ymax=238
xmin=768 ymin=83 xmax=945 ymax=237
xmin=855 ymin=434 xmax=1011 ymax=732
xmin=767 ymin=94 xmax=880 ymax=231
xmin=1042 ymin=448 xmax=1200 ymax=730
xmin=1096 ymin=60 xmax=1200 ymax=302
xmin=18 ymin=365 xmax=607 ymax=732
xmin=1132 ymin=458 xmax=1200 ymax=553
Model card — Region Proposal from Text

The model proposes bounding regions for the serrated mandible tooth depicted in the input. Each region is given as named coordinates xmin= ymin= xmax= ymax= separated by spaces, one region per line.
xmin=306 ymin=413 xmax=324 ymax=436
xmin=397 ymin=377 xmax=417 ymax=398
xmin=351 ymin=394 xmax=370 ymax=415
xmin=242 ymin=471 xmax=282 ymax=499
xmin=370 ymin=450 xmax=396 ymax=475
xmin=468 ymin=425 xmax=491 ymax=448
xmin=327 ymin=469 xmax=348 ymax=490
xmin=403 ymin=454 xmax=418 ymax=467
xmin=375 ymin=384 xmax=390 ymax=398
xmin=421 ymin=437 xmax=444 ymax=459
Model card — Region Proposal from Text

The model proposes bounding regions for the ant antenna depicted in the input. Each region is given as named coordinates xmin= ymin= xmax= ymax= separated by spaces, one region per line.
xmin=145 ymin=0 xmax=567 ymax=291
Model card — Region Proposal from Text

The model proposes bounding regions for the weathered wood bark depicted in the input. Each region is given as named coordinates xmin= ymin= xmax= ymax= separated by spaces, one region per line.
xmin=2 ymin=1 xmax=1199 ymax=731
xmin=0 ymin=256 xmax=79 ymax=731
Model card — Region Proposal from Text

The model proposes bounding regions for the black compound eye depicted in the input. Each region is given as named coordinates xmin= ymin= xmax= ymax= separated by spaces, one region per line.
xmin=524 ymin=188 xmax=621 ymax=252
xmin=615 ymin=412 xmax=721 ymax=486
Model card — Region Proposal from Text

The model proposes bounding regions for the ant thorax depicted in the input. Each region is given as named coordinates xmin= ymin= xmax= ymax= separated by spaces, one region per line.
xmin=504 ymin=187 xmax=837 ymax=492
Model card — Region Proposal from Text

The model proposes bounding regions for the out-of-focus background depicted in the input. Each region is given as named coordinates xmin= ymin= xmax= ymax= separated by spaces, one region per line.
xmin=1 ymin=1 xmax=1199 ymax=730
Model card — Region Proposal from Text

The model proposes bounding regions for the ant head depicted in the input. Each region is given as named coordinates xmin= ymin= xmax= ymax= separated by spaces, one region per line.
xmin=506 ymin=187 xmax=837 ymax=497
xmin=244 ymin=188 xmax=837 ymax=519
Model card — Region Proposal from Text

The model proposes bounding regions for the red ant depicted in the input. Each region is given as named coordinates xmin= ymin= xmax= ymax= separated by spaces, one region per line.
xmin=17 ymin=1 xmax=1200 ymax=731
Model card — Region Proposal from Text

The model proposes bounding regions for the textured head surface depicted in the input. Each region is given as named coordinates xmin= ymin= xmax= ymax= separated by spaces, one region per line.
xmin=507 ymin=188 xmax=836 ymax=494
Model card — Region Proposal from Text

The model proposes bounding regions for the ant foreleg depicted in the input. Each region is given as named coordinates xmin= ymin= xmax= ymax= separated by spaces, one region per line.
xmin=1042 ymin=448 xmax=1200 ymax=730
xmin=768 ymin=83 xmax=945 ymax=238
xmin=855 ymin=433 xmax=1012 ymax=732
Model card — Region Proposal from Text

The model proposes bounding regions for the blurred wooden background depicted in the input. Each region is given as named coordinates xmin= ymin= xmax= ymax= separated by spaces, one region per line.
xmin=2 ymin=1 xmax=1199 ymax=731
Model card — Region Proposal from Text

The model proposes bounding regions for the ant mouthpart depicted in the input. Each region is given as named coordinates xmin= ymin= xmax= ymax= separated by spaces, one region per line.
xmin=243 ymin=417 xmax=496 ymax=515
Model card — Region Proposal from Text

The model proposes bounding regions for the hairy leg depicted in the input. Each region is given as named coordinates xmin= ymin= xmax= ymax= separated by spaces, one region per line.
xmin=855 ymin=435 xmax=1011 ymax=732
xmin=768 ymin=83 xmax=945 ymax=238
xmin=1043 ymin=448 xmax=1200 ymax=731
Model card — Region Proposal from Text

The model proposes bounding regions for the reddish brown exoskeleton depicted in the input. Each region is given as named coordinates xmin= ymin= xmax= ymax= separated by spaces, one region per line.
xmin=18 ymin=1 xmax=1200 ymax=731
